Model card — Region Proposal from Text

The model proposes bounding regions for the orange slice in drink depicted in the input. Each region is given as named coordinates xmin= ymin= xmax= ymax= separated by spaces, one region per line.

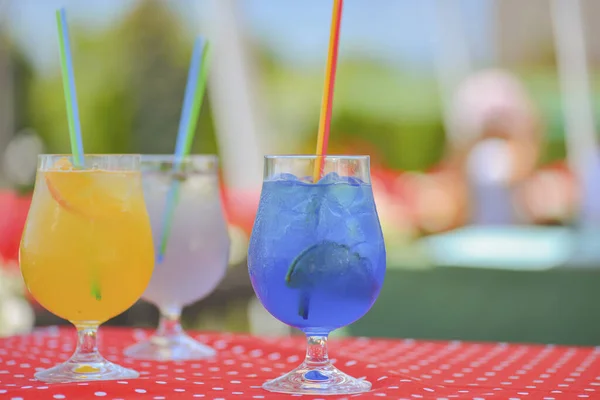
xmin=44 ymin=158 xmax=131 ymax=219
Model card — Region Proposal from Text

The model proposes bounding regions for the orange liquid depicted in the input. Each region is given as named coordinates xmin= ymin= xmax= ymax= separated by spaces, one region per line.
xmin=20 ymin=166 xmax=154 ymax=324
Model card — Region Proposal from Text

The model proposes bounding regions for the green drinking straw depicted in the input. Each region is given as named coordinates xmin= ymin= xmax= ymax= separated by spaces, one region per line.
xmin=56 ymin=9 xmax=84 ymax=166
xmin=56 ymin=9 xmax=100 ymax=300
xmin=156 ymin=37 xmax=212 ymax=263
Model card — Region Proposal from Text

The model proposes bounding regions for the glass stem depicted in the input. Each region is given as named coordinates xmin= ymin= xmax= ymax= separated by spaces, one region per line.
xmin=305 ymin=335 xmax=330 ymax=367
xmin=71 ymin=324 xmax=103 ymax=364
xmin=156 ymin=306 xmax=183 ymax=338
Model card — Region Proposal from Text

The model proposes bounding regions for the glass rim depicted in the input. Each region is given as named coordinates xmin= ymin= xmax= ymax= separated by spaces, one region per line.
xmin=37 ymin=154 xmax=141 ymax=158
xmin=141 ymin=154 xmax=218 ymax=162
xmin=264 ymin=154 xmax=369 ymax=160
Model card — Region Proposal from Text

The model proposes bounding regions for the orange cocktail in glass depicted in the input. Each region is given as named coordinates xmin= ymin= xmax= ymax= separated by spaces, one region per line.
xmin=20 ymin=154 xmax=154 ymax=382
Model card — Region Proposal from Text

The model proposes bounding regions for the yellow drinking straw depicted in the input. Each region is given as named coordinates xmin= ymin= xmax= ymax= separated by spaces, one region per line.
xmin=292 ymin=0 xmax=343 ymax=320
xmin=312 ymin=0 xmax=344 ymax=182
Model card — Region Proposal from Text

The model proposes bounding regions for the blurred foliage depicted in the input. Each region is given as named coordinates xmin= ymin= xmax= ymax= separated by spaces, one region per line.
xmin=0 ymin=35 xmax=32 ymax=137
xmin=9 ymin=44 xmax=34 ymax=134
xmin=514 ymin=63 xmax=600 ymax=164
xmin=184 ymin=298 xmax=250 ymax=334
xmin=264 ymin=58 xmax=446 ymax=171
xmin=26 ymin=0 xmax=218 ymax=156
xmin=4 ymin=0 xmax=599 ymax=173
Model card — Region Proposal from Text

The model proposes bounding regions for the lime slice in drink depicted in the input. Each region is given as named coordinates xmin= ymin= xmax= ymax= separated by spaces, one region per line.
xmin=285 ymin=241 xmax=373 ymax=319
xmin=286 ymin=241 xmax=363 ymax=286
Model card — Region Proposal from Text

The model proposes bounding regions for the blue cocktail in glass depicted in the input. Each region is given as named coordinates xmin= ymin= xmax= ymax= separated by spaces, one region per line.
xmin=248 ymin=155 xmax=386 ymax=395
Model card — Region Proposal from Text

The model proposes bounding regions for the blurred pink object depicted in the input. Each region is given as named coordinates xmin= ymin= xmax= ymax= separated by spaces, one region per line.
xmin=448 ymin=68 xmax=539 ymax=148
xmin=221 ymin=186 xmax=261 ymax=235
xmin=516 ymin=161 xmax=579 ymax=224
xmin=0 ymin=190 xmax=31 ymax=266
xmin=446 ymin=69 xmax=542 ymax=225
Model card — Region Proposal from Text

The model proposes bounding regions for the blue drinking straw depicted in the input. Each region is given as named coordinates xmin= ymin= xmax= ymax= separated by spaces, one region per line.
xmin=156 ymin=37 xmax=211 ymax=263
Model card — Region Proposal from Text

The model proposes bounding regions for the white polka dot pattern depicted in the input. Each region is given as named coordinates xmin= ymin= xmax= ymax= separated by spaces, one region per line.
xmin=0 ymin=327 xmax=599 ymax=399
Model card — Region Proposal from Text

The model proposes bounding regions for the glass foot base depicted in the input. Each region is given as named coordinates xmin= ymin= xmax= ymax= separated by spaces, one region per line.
xmin=124 ymin=332 xmax=216 ymax=361
xmin=35 ymin=359 xmax=139 ymax=383
xmin=263 ymin=362 xmax=371 ymax=395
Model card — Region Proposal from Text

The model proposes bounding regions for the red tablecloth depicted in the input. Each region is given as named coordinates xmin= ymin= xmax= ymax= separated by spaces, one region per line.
xmin=0 ymin=327 xmax=599 ymax=399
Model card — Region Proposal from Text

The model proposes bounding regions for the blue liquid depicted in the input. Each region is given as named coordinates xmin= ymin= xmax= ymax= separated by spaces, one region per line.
xmin=248 ymin=173 xmax=386 ymax=335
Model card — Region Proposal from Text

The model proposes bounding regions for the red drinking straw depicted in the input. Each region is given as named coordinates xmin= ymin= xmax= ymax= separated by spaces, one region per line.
xmin=312 ymin=0 xmax=344 ymax=182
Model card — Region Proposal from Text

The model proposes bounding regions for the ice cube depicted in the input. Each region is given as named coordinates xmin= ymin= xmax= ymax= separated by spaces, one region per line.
xmin=318 ymin=173 xmax=366 ymax=185
xmin=325 ymin=181 xmax=364 ymax=208
xmin=319 ymin=173 xmax=364 ymax=215
xmin=270 ymin=173 xmax=299 ymax=182
xmin=186 ymin=174 xmax=216 ymax=196
xmin=315 ymin=194 xmax=347 ymax=241
xmin=316 ymin=179 xmax=370 ymax=242
xmin=267 ymin=180 xmax=315 ymax=216
xmin=345 ymin=217 xmax=366 ymax=246
xmin=262 ymin=181 xmax=320 ymax=247
xmin=318 ymin=172 xmax=342 ymax=184
xmin=142 ymin=172 xmax=173 ymax=194
xmin=318 ymin=203 xmax=365 ymax=245
xmin=345 ymin=176 xmax=365 ymax=185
